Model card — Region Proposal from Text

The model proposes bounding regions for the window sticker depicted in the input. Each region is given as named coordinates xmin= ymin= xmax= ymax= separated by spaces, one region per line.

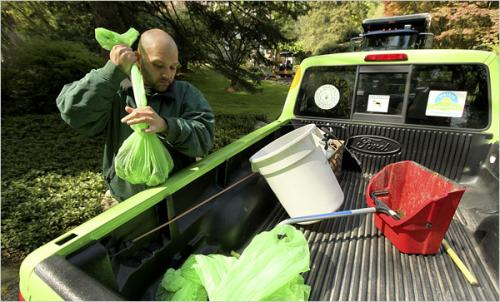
xmin=426 ymin=90 xmax=467 ymax=117
xmin=314 ymin=84 xmax=340 ymax=110
xmin=367 ymin=95 xmax=390 ymax=113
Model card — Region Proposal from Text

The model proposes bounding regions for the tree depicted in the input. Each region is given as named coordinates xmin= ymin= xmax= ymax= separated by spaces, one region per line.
xmin=1 ymin=1 xmax=156 ymax=53
xmin=135 ymin=1 xmax=309 ymax=92
xmin=1 ymin=2 xmax=97 ymax=52
xmin=0 ymin=2 xmax=145 ymax=115
xmin=295 ymin=1 xmax=376 ymax=55
xmin=384 ymin=1 xmax=499 ymax=51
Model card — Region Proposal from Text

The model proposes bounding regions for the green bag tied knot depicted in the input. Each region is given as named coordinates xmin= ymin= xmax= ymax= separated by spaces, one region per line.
xmin=95 ymin=27 xmax=139 ymax=51
xmin=95 ymin=27 xmax=174 ymax=187
xmin=156 ymin=225 xmax=311 ymax=301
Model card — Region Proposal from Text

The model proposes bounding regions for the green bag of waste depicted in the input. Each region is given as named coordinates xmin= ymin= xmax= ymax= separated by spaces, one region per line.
xmin=265 ymin=275 xmax=311 ymax=301
xmin=193 ymin=254 xmax=236 ymax=295
xmin=207 ymin=224 xmax=310 ymax=301
xmin=156 ymin=255 xmax=208 ymax=301
xmin=95 ymin=27 xmax=174 ymax=186
xmin=156 ymin=225 xmax=311 ymax=301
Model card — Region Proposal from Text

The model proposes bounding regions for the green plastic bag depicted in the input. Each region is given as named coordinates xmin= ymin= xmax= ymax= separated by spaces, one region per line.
xmin=95 ymin=27 xmax=139 ymax=51
xmin=95 ymin=27 xmax=174 ymax=186
xmin=208 ymin=224 xmax=310 ymax=301
xmin=156 ymin=225 xmax=311 ymax=301
xmin=193 ymin=254 xmax=236 ymax=295
xmin=156 ymin=256 xmax=208 ymax=301
xmin=265 ymin=275 xmax=311 ymax=301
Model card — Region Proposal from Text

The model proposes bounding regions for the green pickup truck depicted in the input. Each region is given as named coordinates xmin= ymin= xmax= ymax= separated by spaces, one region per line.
xmin=19 ymin=49 xmax=498 ymax=301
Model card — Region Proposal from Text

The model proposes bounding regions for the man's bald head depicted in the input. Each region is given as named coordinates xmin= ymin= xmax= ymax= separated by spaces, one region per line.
xmin=138 ymin=28 xmax=178 ymax=55
xmin=137 ymin=29 xmax=179 ymax=92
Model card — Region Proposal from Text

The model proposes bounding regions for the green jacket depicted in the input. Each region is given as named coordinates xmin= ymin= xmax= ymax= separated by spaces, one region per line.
xmin=57 ymin=61 xmax=215 ymax=201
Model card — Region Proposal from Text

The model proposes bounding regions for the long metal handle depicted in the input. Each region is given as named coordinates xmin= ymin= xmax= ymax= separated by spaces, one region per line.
xmin=278 ymin=207 xmax=376 ymax=226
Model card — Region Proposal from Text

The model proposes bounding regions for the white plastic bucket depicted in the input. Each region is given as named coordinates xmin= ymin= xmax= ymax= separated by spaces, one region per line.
xmin=250 ymin=124 xmax=344 ymax=222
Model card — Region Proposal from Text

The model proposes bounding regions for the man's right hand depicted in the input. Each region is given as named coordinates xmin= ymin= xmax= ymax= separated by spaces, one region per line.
xmin=110 ymin=45 xmax=138 ymax=76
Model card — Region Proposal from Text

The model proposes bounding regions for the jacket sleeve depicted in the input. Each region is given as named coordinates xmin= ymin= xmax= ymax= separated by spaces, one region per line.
xmin=56 ymin=60 xmax=127 ymax=136
xmin=163 ymin=84 xmax=215 ymax=157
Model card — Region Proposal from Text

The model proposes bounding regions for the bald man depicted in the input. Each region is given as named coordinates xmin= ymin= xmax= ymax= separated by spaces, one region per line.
xmin=57 ymin=29 xmax=215 ymax=202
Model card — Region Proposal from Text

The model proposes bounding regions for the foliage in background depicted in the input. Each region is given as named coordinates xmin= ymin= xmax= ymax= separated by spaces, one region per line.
xmin=1 ymin=1 xmax=299 ymax=116
xmin=213 ymin=114 xmax=267 ymax=150
xmin=295 ymin=1 xmax=376 ymax=55
xmin=384 ymin=1 xmax=499 ymax=52
xmin=0 ymin=1 xmax=157 ymax=116
xmin=1 ymin=37 xmax=104 ymax=115
xmin=1 ymin=2 xmax=97 ymax=52
xmin=315 ymin=41 xmax=353 ymax=56
xmin=1 ymin=114 xmax=105 ymax=262
xmin=135 ymin=1 xmax=308 ymax=92
xmin=1 ymin=1 xmax=151 ymax=53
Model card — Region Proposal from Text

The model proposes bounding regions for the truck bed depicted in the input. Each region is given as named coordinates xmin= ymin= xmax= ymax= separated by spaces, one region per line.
xmin=257 ymin=169 xmax=499 ymax=301
xmin=31 ymin=121 xmax=499 ymax=301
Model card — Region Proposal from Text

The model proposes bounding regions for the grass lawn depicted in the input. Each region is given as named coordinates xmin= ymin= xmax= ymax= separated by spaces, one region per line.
xmin=183 ymin=67 xmax=290 ymax=121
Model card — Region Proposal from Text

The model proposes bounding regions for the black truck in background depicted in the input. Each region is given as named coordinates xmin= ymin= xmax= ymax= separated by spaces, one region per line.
xmin=352 ymin=13 xmax=434 ymax=50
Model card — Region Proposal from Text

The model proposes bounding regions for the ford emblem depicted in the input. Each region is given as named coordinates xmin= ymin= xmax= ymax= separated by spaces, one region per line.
xmin=349 ymin=135 xmax=401 ymax=155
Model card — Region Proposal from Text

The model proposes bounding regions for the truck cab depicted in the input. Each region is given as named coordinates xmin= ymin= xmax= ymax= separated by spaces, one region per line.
xmin=353 ymin=13 xmax=434 ymax=50
xmin=19 ymin=49 xmax=498 ymax=301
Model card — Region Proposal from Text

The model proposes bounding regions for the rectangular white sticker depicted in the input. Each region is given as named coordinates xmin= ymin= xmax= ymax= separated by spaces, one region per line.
xmin=367 ymin=95 xmax=390 ymax=113
xmin=426 ymin=90 xmax=467 ymax=117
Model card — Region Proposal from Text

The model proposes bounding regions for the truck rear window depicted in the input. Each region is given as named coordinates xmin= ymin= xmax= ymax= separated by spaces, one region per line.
xmin=295 ymin=64 xmax=490 ymax=130
xmin=406 ymin=64 xmax=490 ymax=129
xmin=295 ymin=66 xmax=356 ymax=119
xmin=354 ymin=72 xmax=406 ymax=115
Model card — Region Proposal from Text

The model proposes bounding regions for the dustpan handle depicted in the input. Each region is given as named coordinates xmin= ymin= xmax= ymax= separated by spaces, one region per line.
xmin=370 ymin=191 xmax=401 ymax=220
xmin=278 ymin=207 xmax=376 ymax=226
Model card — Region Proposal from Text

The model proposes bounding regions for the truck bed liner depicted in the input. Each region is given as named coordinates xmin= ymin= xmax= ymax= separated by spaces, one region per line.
xmin=258 ymin=170 xmax=499 ymax=301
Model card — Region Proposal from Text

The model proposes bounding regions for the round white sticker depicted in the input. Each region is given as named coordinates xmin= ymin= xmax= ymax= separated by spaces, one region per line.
xmin=314 ymin=84 xmax=340 ymax=110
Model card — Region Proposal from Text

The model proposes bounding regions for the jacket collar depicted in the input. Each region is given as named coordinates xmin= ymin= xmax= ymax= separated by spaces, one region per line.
xmin=121 ymin=79 xmax=176 ymax=102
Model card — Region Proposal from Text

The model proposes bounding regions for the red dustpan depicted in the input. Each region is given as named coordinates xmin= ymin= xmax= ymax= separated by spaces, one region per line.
xmin=366 ymin=160 xmax=466 ymax=254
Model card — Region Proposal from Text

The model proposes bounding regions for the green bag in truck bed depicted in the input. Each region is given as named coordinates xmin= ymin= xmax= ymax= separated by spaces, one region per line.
xmin=156 ymin=225 xmax=311 ymax=301
xmin=156 ymin=255 xmax=209 ymax=301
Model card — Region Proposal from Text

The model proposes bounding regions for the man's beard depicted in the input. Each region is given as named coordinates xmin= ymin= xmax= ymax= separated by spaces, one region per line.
xmin=144 ymin=84 xmax=162 ymax=95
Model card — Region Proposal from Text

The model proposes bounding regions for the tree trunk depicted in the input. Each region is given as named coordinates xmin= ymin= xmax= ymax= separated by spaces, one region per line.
xmin=226 ymin=78 xmax=240 ymax=92
xmin=179 ymin=58 xmax=190 ymax=73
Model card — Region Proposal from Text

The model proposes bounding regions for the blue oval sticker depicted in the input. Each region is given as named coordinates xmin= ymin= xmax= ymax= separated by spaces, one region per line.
xmin=349 ymin=135 xmax=401 ymax=155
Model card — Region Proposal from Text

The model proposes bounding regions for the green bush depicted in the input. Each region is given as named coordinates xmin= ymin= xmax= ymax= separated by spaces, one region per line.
xmin=1 ymin=112 xmax=266 ymax=263
xmin=1 ymin=114 xmax=104 ymax=181
xmin=1 ymin=36 xmax=104 ymax=115
xmin=315 ymin=41 xmax=353 ymax=55
xmin=1 ymin=114 xmax=105 ymax=262
xmin=1 ymin=171 xmax=104 ymax=261
xmin=213 ymin=113 xmax=268 ymax=150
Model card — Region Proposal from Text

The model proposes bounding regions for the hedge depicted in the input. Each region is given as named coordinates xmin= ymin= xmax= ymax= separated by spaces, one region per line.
xmin=1 ymin=37 xmax=105 ymax=115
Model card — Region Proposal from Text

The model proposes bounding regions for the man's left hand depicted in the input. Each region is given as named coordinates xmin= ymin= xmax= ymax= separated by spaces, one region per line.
xmin=121 ymin=105 xmax=168 ymax=134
